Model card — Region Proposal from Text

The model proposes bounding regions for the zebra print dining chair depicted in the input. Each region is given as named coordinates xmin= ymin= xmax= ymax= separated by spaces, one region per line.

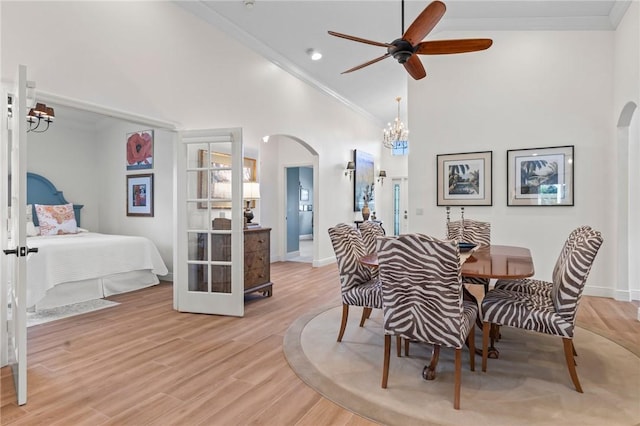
xmin=492 ymin=226 xmax=593 ymax=296
xmin=447 ymin=219 xmax=491 ymax=292
xmin=358 ymin=220 xmax=385 ymax=280
xmin=328 ymin=223 xmax=382 ymax=342
xmin=377 ymin=233 xmax=478 ymax=410
xmin=481 ymin=227 xmax=603 ymax=393
xmin=359 ymin=220 xmax=385 ymax=254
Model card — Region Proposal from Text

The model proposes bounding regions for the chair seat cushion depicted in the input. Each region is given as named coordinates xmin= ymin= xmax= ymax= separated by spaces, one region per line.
xmin=481 ymin=289 xmax=574 ymax=338
xmin=493 ymin=278 xmax=552 ymax=296
xmin=343 ymin=278 xmax=382 ymax=308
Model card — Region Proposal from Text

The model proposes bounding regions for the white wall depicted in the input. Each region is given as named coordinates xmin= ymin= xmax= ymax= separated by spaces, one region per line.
xmin=1 ymin=1 xmax=383 ymax=274
xmin=408 ymin=30 xmax=615 ymax=296
xmin=26 ymin=120 xmax=103 ymax=232
xmin=613 ymin=1 xmax=640 ymax=301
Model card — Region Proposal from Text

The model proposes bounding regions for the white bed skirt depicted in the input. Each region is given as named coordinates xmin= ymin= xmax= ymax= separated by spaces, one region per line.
xmin=34 ymin=270 xmax=160 ymax=310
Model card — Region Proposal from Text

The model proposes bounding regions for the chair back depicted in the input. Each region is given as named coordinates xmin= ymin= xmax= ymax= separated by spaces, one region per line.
xmin=447 ymin=219 xmax=491 ymax=247
xmin=377 ymin=233 xmax=470 ymax=349
xmin=359 ymin=221 xmax=385 ymax=254
xmin=328 ymin=223 xmax=372 ymax=295
xmin=551 ymin=225 xmax=593 ymax=280
xmin=551 ymin=227 xmax=603 ymax=323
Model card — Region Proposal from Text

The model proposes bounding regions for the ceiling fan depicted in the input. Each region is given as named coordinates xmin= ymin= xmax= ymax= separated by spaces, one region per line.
xmin=328 ymin=0 xmax=492 ymax=80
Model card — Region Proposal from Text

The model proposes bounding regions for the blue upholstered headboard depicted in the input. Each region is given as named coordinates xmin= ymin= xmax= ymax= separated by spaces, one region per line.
xmin=27 ymin=172 xmax=84 ymax=227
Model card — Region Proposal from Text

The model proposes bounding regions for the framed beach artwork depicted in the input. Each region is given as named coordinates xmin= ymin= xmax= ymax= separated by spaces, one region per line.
xmin=437 ymin=151 xmax=492 ymax=206
xmin=353 ymin=149 xmax=375 ymax=212
xmin=126 ymin=130 xmax=154 ymax=170
xmin=126 ymin=173 xmax=154 ymax=217
xmin=197 ymin=150 xmax=257 ymax=209
xmin=507 ymin=145 xmax=574 ymax=206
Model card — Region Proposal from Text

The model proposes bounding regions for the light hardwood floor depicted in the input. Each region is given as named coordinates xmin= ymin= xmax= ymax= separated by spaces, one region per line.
xmin=2 ymin=262 xmax=639 ymax=425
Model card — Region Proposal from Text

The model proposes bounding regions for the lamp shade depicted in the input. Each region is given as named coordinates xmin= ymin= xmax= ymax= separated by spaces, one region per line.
xmin=243 ymin=182 xmax=261 ymax=200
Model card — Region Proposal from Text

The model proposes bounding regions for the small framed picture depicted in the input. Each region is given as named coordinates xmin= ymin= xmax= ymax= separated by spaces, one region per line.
xmin=437 ymin=151 xmax=493 ymax=206
xmin=127 ymin=173 xmax=154 ymax=217
xmin=300 ymin=188 xmax=309 ymax=201
xmin=126 ymin=130 xmax=154 ymax=170
xmin=507 ymin=145 xmax=574 ymax=206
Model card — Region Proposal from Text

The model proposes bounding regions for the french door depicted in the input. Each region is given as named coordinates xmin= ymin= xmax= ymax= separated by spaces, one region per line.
xmin=175 ymin=128 xmax=244 ymax=316
xmin=1 ymin=65 xmax=30 ymax=405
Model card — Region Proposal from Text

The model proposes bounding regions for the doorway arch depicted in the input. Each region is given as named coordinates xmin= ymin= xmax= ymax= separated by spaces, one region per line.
xmin=616 ymin=101 xmax=638 ymax=301
xmin=261 ymin=134 xmax=319 ymax=265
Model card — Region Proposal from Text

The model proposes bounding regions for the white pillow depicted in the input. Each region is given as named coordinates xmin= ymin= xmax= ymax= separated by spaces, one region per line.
xmin=26 ymin=222 xmax=39 ymax=237
xmin=35 ymin=203 xmax=78 ymax=236
xmin=26 ymin=204 xmax=39 ymax=236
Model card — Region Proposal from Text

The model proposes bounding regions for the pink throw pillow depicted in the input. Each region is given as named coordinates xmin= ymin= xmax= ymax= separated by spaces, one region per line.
xmin=35 ymin=204 xmax=78 ymax=236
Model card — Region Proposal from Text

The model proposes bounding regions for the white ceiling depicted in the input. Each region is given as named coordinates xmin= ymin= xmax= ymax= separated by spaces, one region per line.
xmin=178 ymin=0 xmax=630 ymax=127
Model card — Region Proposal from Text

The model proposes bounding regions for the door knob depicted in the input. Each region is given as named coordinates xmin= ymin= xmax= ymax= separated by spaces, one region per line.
xmin=3 ymin=248 xmax=18 ymax=256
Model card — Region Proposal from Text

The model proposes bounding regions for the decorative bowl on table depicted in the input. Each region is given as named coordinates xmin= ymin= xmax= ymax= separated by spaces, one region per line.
xmin=458 ymin=241 xmax=477 ymax=253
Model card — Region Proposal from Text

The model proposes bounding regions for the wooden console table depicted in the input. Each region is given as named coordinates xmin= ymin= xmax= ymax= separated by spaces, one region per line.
xmin=198 ymin=221 xmax=273 ymax=297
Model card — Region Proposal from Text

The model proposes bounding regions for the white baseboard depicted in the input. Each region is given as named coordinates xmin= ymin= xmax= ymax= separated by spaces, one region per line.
xmin=583 ymin=285 xmax=616 ymax=299
xmin=313 ymin=256 xmax=336 ymax=267
xmin=299 ymin=234 xmax=313 ymax=241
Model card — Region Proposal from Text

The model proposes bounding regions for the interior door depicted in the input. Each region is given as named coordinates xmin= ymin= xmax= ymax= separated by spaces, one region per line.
xmin=2 ymin=65 xmax=30 ymax=405
xmin=175 ymin=128 xmax=244 ymax=316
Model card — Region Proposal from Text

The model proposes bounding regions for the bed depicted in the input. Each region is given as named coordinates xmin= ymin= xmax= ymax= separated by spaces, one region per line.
xmin=26 ymin=172 xmax=168 ymax=310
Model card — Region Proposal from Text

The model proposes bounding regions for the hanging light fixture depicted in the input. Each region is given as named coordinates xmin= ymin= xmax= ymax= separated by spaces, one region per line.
xmin=382 ymin=96 xmax=408 ymax=149
xmin=26 ymin=102 xmax=55 ymax=133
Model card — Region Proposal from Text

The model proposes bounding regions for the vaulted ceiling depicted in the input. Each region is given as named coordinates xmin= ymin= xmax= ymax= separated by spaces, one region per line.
xmin=177 ymin=1 xmax=630 ymax=127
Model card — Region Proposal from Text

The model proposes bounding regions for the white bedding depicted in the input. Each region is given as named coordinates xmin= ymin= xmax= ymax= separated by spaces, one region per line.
xmin=26 ymin=232 xmax=168 ymax=307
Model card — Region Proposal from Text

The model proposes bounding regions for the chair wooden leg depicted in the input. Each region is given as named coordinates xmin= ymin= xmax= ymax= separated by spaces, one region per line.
xmin=404 ymin=338 xmax=410 ymax=356
xmin=382 ymin=334 xmax=391 ymax=388
xmin=396 ymin=336 xmax=402 ymax=357
xmin=563 ymin=338 xmax=583 ymax=393
xmin=482 ymin=322 xmax=490 ymax=372
xmin=359 ymin=307 xmax=372 ymax=327
xmin=337 ymin=304 xmax=349 ymax=342
xmin=467 ymin=324 xmax=475 ymax=372
xmin=454 ymin=348 xmax=462 ymax=410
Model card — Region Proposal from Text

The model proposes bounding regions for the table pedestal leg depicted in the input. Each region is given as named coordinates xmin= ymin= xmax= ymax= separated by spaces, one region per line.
xmin=487 ymin=324 xmax=500 ymax=359
xmin=422 ymin=345 xmax=441 ymax=380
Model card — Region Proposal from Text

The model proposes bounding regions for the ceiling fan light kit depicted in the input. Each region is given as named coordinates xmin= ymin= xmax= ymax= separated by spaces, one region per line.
xmin=328 ymin=0 xmax=493 ymax=80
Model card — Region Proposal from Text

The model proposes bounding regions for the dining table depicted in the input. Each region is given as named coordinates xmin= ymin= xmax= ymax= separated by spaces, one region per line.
xmin=359 ymin=244 xmax=535 ymax=280
xmin=359 ymin=244 xmax=535 ymax=378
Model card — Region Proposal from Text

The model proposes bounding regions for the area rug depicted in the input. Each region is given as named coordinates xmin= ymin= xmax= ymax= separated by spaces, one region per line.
xmin=26 ymin=299 xmax=119 ymax=327
xmin=284 ymin=306 xmax=640 ymax=426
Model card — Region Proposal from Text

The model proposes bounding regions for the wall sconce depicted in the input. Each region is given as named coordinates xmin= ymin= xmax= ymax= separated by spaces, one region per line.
xmin=344 ymin=161 xmax=355 ymax=180
xmin=27 ymin=102 xmax=55 ymax=133
xmin=243 ymin=181 xmax=261 ymax=225
xmin=377 ymin=170 xmax=387 ymax=185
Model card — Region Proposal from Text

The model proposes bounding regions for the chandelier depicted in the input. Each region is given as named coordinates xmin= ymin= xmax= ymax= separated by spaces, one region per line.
xmin=382 ymin=96 xmax=408 ymax=149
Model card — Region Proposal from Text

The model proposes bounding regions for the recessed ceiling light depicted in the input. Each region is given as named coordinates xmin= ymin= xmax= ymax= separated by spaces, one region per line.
xmin=306 ymin=48 xmax=322 ymax=61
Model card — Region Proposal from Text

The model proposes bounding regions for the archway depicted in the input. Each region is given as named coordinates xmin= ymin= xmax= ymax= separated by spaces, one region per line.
xmin=259 ymin=134 xmax=320 ymax=265
xmin=616 ymin=101 xmax=638 ymax=302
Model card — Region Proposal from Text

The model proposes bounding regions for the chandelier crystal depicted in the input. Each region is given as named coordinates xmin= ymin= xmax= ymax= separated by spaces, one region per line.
xmin=382 ymin=96 xmax=408 ymax=149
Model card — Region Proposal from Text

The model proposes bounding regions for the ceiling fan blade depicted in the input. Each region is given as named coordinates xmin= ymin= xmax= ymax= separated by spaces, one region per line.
xmin=328 ymin=31 xmax=394 ymax=48
xmin=403 ymin=55 xmax=427 ymax=80
xmin=341 ymin=53 xmax=391 ymax=74
xmin=415 ymin=39 xmax=493 ymax=55
xmin=403 ymin=0 xmax=447 ymax=46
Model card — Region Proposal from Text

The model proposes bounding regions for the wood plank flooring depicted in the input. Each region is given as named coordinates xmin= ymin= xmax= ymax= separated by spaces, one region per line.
xmin=2 ymin=261 xmax=639 ymax=425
